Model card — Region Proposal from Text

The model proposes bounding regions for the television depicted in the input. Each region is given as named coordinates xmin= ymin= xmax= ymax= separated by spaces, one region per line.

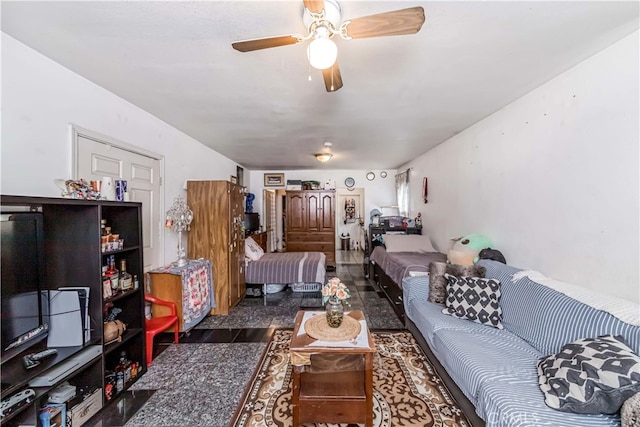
xmin=1 ymin=212 xmax=49 ymax=363
xmin=245 ymin=213 xmax=260 ymax=234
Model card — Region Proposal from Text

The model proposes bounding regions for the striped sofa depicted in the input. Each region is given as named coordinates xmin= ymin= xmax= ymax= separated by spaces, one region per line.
xmin=403 ymin=259 xmax=640 ymax=427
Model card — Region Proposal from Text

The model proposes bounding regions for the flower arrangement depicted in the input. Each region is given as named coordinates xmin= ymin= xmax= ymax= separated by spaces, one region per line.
xmin=322 ymin=277 xmax=350 ymax=304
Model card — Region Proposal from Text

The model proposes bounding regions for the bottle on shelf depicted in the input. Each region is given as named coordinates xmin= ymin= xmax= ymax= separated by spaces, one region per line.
xmin=102 ymin=262 xmax=113 ymax=299
xmin=106 ymin=255 xmax=119 ymax=293
xmin=133 ymin=274 xmax=139 ymax=290
xmin=115 ymin=369 xmax=124 ymax=394
xmin=101 ymin=220 xmax=109 ymax=252
xmin=119 ymin=259 xmax=133 ymax=291
xmin=114 ymin=352 xmax=127 ymax=393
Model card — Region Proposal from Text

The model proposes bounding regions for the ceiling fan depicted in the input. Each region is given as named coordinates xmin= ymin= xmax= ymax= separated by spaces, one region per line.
xmin=231 ymin=0 xmax=425 ymax=92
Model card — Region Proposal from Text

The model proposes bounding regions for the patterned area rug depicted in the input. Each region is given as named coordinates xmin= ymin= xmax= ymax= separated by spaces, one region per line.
xmin=230 ymin=329 xmax=472 ymax=427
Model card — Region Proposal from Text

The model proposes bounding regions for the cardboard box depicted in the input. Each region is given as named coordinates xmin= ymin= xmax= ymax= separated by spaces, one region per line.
xmin=66 ymin=388 xmax=102 ymax=427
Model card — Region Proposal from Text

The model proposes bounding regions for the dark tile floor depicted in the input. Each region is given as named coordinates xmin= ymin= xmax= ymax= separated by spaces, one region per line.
xmin=88 ymin=251 xmax=403 ymax=426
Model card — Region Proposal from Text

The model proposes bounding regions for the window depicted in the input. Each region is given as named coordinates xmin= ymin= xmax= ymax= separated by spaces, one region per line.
xmin=395 ymin=169 xmax=410 ymax=217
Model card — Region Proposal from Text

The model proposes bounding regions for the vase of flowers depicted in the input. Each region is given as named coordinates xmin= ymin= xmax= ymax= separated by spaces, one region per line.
xmin=322 ymin=277 xmax=350 ymax=328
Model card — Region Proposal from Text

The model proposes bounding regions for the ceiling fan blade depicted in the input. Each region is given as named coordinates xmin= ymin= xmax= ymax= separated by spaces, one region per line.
xmin=232 ymin=35 xmax=301 ymax=52
xmin=303 ymin=0 xmax=325 ymax=14
xmin=343 ymin=7 xmax=425 ymax=39
xmin=322 ymin=61 xmax=343 ymax=92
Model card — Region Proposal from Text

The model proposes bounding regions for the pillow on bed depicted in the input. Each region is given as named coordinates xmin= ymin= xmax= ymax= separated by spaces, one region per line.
xmin=428 ymin=262 xmax=486 ymax=305
xmin=384 ymin=234 xmax=436 ymax=253
xmin=245 ymin=236 xmax=264 ymax=261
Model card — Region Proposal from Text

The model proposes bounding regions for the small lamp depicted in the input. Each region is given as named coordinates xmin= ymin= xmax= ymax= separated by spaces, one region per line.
xmin=165 ymin=196 xmax=193 ymax=267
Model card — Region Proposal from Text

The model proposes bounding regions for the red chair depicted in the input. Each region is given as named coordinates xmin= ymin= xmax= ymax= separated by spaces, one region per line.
xmin=144 ymin=294 xmax=179 ymax=366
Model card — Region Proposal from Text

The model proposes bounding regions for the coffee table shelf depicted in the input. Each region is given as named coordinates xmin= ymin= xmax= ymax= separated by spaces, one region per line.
xmin=290 ymin=311 xmax=375 ymax=427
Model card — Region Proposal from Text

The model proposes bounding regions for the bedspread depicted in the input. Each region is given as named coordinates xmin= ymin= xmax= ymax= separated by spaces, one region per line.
xmin=370 ymin=246 xmax=446 ymax=287
xmin=246 ymin=252 xmax=326 ymax=285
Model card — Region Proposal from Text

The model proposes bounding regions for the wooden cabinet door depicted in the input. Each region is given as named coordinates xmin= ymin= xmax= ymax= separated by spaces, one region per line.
xmin=306 ymin=192 xmax=321 ymax=231
xmin=318 ymin=191 xmax=335 ymax=232
xmin=287 ymin=192 xmax=306 ymax=232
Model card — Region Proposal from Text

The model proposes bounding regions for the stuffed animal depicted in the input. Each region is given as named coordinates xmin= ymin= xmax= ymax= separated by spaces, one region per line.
xmin=479 ymin=248 xmax=507 ymax=264
xmin=447 ymin=233 xmax=493 ymax=266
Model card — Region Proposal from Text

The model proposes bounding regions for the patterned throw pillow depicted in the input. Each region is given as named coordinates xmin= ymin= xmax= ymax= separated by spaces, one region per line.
xmin=244 ymin=236 xmax=264 ymax=261
xmin=441 ymin=273 xmax=503 ymax=329
xmin=428 ymin=263 xmax=486 ymax=305
xmin=538 ymin=335 xmax=640 ymax=414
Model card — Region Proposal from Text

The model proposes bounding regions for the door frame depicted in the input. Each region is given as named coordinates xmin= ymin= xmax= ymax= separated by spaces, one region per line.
xmin=70 ymin=124 xmax=165 ymax=270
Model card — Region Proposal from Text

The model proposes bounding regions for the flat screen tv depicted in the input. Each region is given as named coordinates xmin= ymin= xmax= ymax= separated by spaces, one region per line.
xmin=1 ymin=212 xmax=49 ymax=363
xmin=245 ymin=213 xmax=260 ymax=233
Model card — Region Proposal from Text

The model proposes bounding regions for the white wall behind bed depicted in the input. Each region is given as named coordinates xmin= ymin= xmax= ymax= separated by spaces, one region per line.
xmin=400 ymin=31 xmax=639 ymax=303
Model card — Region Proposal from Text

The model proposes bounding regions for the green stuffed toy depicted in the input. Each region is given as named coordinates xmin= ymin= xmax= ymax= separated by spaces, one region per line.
xmin=447 ymin=233 xmax=493 ymax=266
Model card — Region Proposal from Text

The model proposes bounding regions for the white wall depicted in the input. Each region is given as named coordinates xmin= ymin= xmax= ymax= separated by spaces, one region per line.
xmin=401 ymin=32 xmax=639 ymax=303
xmin=1 ymin=34 xmax=240 ymax=265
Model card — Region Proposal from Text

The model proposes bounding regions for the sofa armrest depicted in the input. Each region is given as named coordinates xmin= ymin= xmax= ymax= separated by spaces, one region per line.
xmin=402 ymin=275 xmax=431 ymax=306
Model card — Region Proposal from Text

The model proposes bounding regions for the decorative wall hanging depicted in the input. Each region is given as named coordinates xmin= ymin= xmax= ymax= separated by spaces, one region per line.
xmin=264 ymin=173 xmax=285 ymax=187
xmin=423 ymin=177 xmax=428 ymax=203
xmin=344 ymin=198 xmax=356 ymax=223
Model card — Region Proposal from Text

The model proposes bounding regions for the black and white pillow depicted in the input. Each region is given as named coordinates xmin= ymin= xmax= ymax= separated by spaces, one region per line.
xmin=441 ymin=273 xmax=503 ymax=329
xmin=428 ymin=262 xmax=486 ymax=305
xmin=538 ymin=335 xmax=640 ymax=414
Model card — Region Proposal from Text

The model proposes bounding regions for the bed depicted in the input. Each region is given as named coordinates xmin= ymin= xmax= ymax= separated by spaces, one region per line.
xmin=370 ymin=246 xmax=446 ymax=288
xmin=369 ymin=234 xmax=446 ymax=320
xmin=245 ymin=251 xmax=326 ymax=285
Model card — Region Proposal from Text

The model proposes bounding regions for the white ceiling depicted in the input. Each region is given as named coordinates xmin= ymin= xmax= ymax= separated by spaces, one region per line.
xmin=2 ymin=1 xmax=638 ymax=170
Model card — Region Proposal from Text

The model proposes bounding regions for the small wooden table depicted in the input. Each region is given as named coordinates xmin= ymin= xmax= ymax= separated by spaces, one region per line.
xmin=290 ymin=310 xmax=375 ymax=427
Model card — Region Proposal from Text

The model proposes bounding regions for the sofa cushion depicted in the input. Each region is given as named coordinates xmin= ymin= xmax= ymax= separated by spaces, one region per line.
xmin=404 ymin=285 xmax=508 ymax=351
xmin=476 ymin=376 xmax=622 ymax=427
xmin=428 ymin=262 xmax=486 ymax=305
xmin=476 ymin=260 xmax=640 ymax=356
xmin=537 ymin=335 xmax=640 ymax=414
xmin=442 ymin=274 xmax=503 ymax=329
xmin=431 ymin=327 xmax=541 ymax=405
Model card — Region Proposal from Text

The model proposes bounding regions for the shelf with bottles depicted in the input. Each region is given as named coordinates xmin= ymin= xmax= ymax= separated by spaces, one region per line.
xmin=103 ymin=347 xmax=143 ymax=403
xmin=104 ymin=288 xmax=141 ymax=304
xmin=101 ymin=254 xmax=141 ymax=302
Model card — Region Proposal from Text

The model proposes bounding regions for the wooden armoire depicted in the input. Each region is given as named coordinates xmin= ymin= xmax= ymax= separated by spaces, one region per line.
xmin=187 ymin=180 xmax=245 ymax=315
xmin=285 ymin=190 xmax=336 ymax=267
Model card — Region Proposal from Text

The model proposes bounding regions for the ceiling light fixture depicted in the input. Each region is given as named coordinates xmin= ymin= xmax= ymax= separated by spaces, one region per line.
xmin=315 ymin=153 xmax=333 ymax=162
xmin=315 ymin=141 xmax=334 ymax=162
xmin=307 ymin=27 xmax=337 ymax=70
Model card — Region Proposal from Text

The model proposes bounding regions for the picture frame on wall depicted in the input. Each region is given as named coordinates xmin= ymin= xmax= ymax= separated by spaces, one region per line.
xmin=264 ymin=173 xmax=284 ymax=187
xmin=230 ymin=175 xmax=238 ymax=184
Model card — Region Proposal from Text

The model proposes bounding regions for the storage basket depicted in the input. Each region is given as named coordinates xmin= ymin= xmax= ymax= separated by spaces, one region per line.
xmin=290 ymin=282 xmax=321 ymax=293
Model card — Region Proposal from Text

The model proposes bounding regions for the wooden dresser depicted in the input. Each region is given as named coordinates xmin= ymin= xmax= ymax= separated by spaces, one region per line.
xmin=285 ymin=190 xmax=335 ymax=267
xmin=249 ymin=231 xmax=268 ymax=252
xmin=187 ymin=180 xmax=245 ymax=315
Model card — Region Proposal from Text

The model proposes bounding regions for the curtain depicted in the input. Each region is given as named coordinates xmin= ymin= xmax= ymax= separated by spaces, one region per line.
xmin=395 ymin=169 xmax=410 ymax=217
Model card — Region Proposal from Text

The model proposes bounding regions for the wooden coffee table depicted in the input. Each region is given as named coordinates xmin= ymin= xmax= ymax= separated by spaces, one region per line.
xmin=290 ymin=310 xmax=375 ymax=427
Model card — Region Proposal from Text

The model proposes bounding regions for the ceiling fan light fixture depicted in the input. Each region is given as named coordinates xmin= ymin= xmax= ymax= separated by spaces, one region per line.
xmin=315 ymin=153 xmax=333 ymax=162
xmin=307 ymin=36 xmax=337 ymax=70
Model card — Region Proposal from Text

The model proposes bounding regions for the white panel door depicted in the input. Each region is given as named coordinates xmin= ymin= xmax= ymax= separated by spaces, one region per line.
xmin=74 ymin=131 xmax=162 ymax=272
